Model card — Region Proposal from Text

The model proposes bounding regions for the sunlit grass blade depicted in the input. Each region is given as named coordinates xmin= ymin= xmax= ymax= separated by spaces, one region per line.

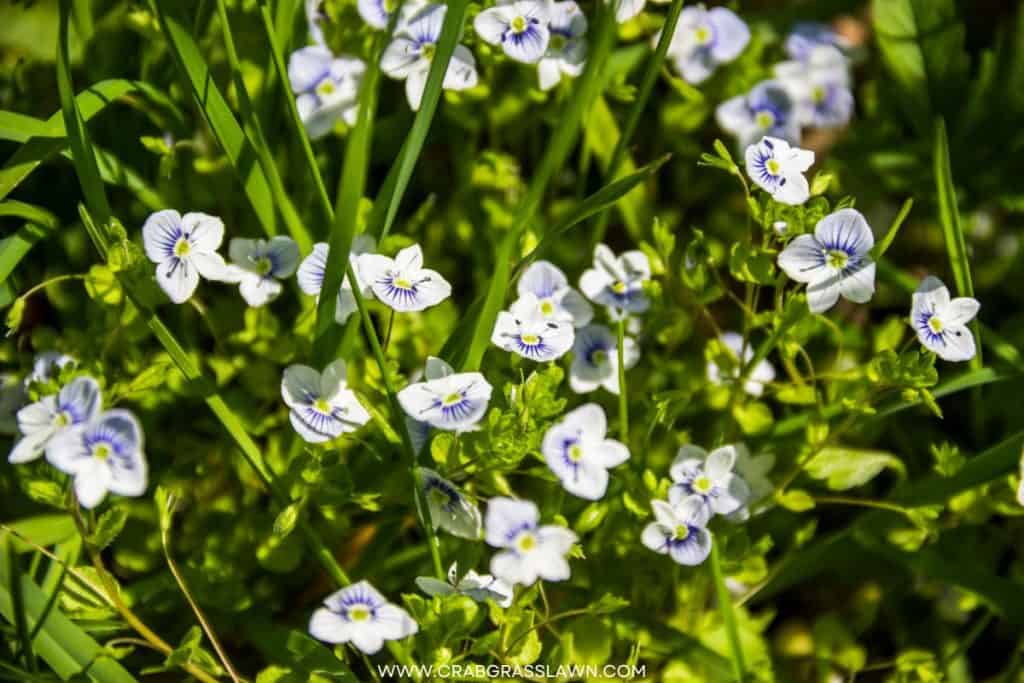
xmin=709 ymin=542 xmax=747 ymax=682
xmin=934 ymin=117 xmax=980 ymax=366
xmin=367 ymin=0 xmax=471 ymax=240
xmin=213 ymin=0 xmax=312 ymax=252
xmin=6 ymin=540 xmax=34 ymax=672
xmin=457 ymin=4 xmax=619 ymax=372
xmin=870 ymin=197 xmax=913 ymax=259
xmin=150 ymin=0 xmax=279 ymax=237
xmin=0 ymin=543 xmax=138 ymax=682
xmin=0 ymin=202 xmax=58 ymax=285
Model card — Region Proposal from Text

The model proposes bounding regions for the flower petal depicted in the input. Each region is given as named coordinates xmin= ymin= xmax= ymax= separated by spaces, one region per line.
xmin=155 ymin=257 xmax=200 ymax=304
xmin=485 ymin=497 xmax=538 ymax=548
xmin=142 ymin=210 xmax=182 ymax=263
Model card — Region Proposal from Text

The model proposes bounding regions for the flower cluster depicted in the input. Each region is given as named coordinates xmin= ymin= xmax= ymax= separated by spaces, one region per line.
xmin=8 ymin=352 xmax=148 ymax=509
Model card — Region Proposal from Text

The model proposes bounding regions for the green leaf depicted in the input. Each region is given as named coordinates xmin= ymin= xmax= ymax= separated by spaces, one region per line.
xmin=1 ymin=515 xmax=76 ymax=553
xmin=0 ymin=545 xmax=139 ymax=682
xmin=89 ymin=507 xmax=127 ymax=551
xmin=776 ymin=489 xmax=816 ymax=512
xmin=731 ymin=401 xmax=773 ymax=436
xmin=806 ymin=447 xmax=906 ymax=490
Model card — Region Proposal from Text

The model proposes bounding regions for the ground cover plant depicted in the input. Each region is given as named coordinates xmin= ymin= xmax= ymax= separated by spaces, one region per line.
xmin=1 ymin=0 xmax=1024 ymax=680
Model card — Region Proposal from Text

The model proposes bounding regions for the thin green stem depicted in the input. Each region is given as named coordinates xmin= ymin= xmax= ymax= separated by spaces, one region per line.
xmin=710 ymin=542 xmax=747 ymax=682
xmin=617 ymin=317 xmax=629 ymax=440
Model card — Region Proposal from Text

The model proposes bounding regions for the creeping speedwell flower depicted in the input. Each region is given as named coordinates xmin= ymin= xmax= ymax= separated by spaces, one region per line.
xmin=46 ymin=409 xmax=148 ymax=509
xmin=775 ymin=45 xmax=854 ymax=129
xmin=706 ymin=332 xmax=776 ymax=398
xmin=641 ymin=496 xmax=712 ymax=566
xmin=143 ymin=210 xmax=231 ymax=304
xmin=281 ymin=360 xmax=371 ymax=443
xmin=297 ymin=234 xmax=377 ymax=324
xmin=580 ymin=243 xmax=651 ymax=318
xmin=516 ymin=260 xmax=593 ymax=327
xmin=716 ymin=80 xmax=800 ymax=149
xmin=358 ymin=243 xmax=452 ymax=312
xmin=309 ymin=581 xmax=417 ymax=655
xmin=398 ymin=370 xmax=493 ymax=432
xmin=785 ymin=21 xmax=849 ymax=62
xmin=485 ymin=497 xmax=577 ymax=586
xmin=9 ymin=376 xmax=101 ymax=464
xmin=669 ymin=444 xmax=751 ymax=516
xmin=537 ymin=1 xmax=587 ymax=90
xmin=225 ymin=236 xmax=299 ymax=308
xmin=569 ymin=323 xmax=639 ymax=395
xmin=777 ymin=208 xmax=876 ymax=314
xmin=381 ymin=4 xmax=479 ymax=110
xmin=744 ymin=136 xmax=814 ymax=206
xmin=288 ymin=47 xmax=365 ymax=139
xmin=492 ymin=294 xmax=575 ymax=362
xmin=420 ymin=467 xmax=483 ymax=539
xmin=416 ymin=562 xmax=514 ymax=607
xmin=911 ymin=276 xmax=980 ymax=362
xmin=541 ymin=403 xmax=630 ymax=500
xmin=28 ymin=351 xmax=75 ymax=386
xmin=663 ymin=4 xmax=749 ymax=84
xmin=474 ymin=0 xmax=550 ymax=64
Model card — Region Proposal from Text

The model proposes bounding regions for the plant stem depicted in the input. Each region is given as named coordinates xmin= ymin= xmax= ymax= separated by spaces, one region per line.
xmin=617 ymin=317 xmax=629 ymax=440
xmin=710 ymin=542 xmax=747 ymax=682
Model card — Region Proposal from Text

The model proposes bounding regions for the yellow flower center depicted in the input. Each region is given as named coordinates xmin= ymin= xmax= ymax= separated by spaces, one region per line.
xmin=540 ymin=300 xmax=555 ymax=316
xmin=521 ymin=333 xmax=539 ymax=345
xmin=55 ymin=412 xmax=70 ymax=427
xmin=674 ymin=524 xmax=690 ymax=540
xmin=255 ymin=256 xmax=273 ymax=276
xmin=349 ymin=606 xmax=370 ymax=622
xmin=812 ymin=85 xmax=827 ymax=103
xmin=592 ymin=349 xmax=607 ymax=364
xmin=511 ymin=16 xmax=528 ymax=33
xmin=316 ymin=79 xmax=336 ymax=98
xmin=516 ymin=533 xmax=536 ymax=552
xmin=421 ymin=43 xmax=436 ymax=61
xmin=928 ymin=317 xmax=944 ymax=333
xmin=93 ymin=443 xmax=111 ymax=461
xmin=568 ymin=444 xmax=584 ymax=462
xmin=693 ymin=476 xmax=712 ymax=494
xmin=314 ymin=398 xmax=332 ymax=414
xmin=394 ymin=277 xmax=413 ymax=289
xmin=766 ymin=159 xmax=781 ymax=175
xmin=694 ymin=25 xmax=712 ymax=45
xmin=549 ymin=34 xmax=567 ymax=51
xmin=611 ymin=281 xmax=627 ymax=294
xmin=755 ymin=110 xmax=776 ymax=129
xmin=826 ymin=250 xmax=849 ymax=270
xmin=173 ymin=238 xmax=191 ymax=257
xmin=443 ymin=392 xmax=462 ymax=406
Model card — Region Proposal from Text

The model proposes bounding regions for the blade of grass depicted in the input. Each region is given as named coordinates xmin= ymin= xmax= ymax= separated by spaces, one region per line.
xmin=150 ymin=0 xmax=279 ymax=237
xmin=456 ymin=3 xmax=619 ymax=372
xmin=934 ymin=117 xmax=980 ymax=366
xmin=710 ymin=542 xmax=746 ymax=682
xmin=591 ymin=0 xmax=685 ymax=245
xmin=870 ymin=197 xmax=913 ymax=259
xmin=5 ymin=541 xmax=34 ymax=672
xmin=213 ymin=0 xmax=312 ymax=252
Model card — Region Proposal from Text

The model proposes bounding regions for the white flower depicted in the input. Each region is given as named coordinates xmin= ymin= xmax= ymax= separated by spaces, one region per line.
xmin=225 ymin=237 xmax=300 ymax=308
xmin=28 ymin=351 xmax=75 ymax=386
xmin=579 ymin=243 xmax=650 ymax=317
xmin=485 ymin=497 xmax=577 ymax=586
xmin=306 ymin=0 xmax=326 ymax=44
xmin=46 ymin=409 xmax=148 ymax=509
xmin=911 ymin=276 xmax=980 ymax=362
xmin=288 ymin=47 xmax=366 ymax=139
xmin=775 ymin=45 xmax=854 ymax=129
xmin=541 ymin=403 xmax=629 ymax=500
xmin=420 ymin=467 xmax=483 ymax=539
xmin=358 ymin=244 xmax=452 ymax=313
xmin=706 ymin=331 xmax=776 ymax=397
xmin=744 ymin=137 xmax=814 ymax=206
xmin=537 ymin=2 xmax=587 ymax=90
xmin=492 ymin=294 xmax=575 ymax=362
xmin=403 ymin=356 xmax=453 ymax=452
xmin=569 ymin=323 xmax=639 ymax=395
xmin=777 ymin=208 xmax=876 ymax=314
xmin=381 ymin=4 xmax=479 ymax=111
xmin=516 ymin=260 xmax=593 ymax=327
xmin=716 ymin=80 xmax=800 ymax=149
xmin=669 ymin=444 xmax=751 ymax=516
xmin=9 ymin=376 xmax=101 ymax=464
xmin=142 ymin=210 xmax=231 ymax=304
xmin=641 ymin=496 xmax=712 ymax=566
xmin=397 ymin=370 xmax=493 ymax=432
xmin=359 ymin=0 xmax=427 ymax=31
xmin=662 ymin=5 xmax=749 ymax=84
xmin=309 ymin=581 xmax=417 ymax=654
xmin=416 ymin=562 xmax=513 ymax=607
xmin=474 ymin=0 xmax=550 ymax=64
xmin=281 ymin=360 xmax=371 ymax=443
xmin=297 ymin=234 xmax=377 ymax=325
xmin=785 ymin=22 xmax=849 ymax=62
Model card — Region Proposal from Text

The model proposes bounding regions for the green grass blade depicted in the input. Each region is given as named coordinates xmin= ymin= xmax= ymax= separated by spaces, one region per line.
xmin=934 ymin=117 xmax=980 ymax=366
xmin=213 ymin=0 xmax=312 ymax=252
xmin=0 ymin=544 xmax=138 ymax=682
xmin=367 ymin=0 xmax=471 ymax=240
xmin=870 ymin=197 xmax=913 ymax=259
xmin=5 ymin=541 xmax=34 ymax=672
xmin=151 ymin=0 xmax=279 ymax=237
xmin=457 ymin=4 xmax=618 ymax=372
xmin=709 ymin=542 xmax=746 ymax=682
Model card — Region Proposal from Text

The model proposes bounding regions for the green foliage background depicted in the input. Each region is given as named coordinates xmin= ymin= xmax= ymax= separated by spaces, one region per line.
xmin=1 ymin=0 xmax=1024 ymax=681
